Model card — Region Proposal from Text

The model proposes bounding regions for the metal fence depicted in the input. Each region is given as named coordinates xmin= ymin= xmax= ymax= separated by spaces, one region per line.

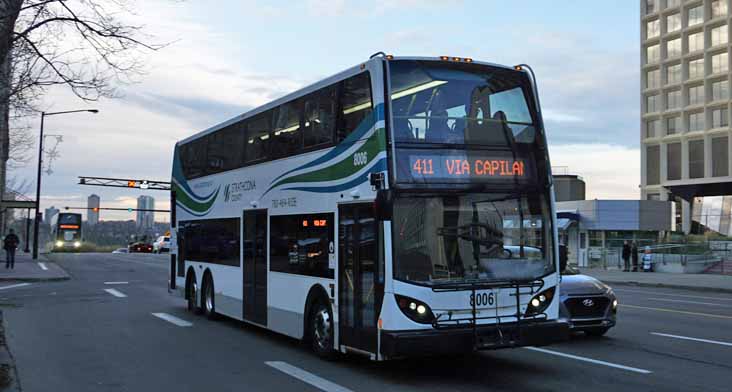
xmin=587 ymin=242 xmax=732 ymax=274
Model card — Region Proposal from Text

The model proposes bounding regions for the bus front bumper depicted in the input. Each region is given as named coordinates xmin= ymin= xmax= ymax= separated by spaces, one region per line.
xmin=381 ymin=320 xmax=569 ymax=358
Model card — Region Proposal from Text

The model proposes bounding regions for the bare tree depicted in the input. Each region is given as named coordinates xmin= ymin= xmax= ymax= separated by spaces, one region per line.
xmin=0 ymin=0 xmax=164 ymax=208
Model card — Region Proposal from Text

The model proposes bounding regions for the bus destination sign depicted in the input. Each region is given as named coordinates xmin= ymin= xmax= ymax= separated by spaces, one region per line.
xmin=400 ymin=150 xmax=534 ymax=184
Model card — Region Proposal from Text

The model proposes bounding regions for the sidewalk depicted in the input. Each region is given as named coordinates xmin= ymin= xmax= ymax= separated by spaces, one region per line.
xmin=580 ymin=267 xmax=732 ymax=294
xmin=0 ymin=252 xmax=70 ymax=282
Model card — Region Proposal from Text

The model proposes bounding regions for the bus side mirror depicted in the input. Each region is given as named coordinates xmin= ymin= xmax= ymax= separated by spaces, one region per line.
xmin=374 ymin=190 xmax=393 ymax=221
xmin=559 ymin=244 xmax=568 ymax=272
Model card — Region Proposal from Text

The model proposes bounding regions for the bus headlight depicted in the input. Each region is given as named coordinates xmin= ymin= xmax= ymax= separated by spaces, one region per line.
xmin=56 ymin=241 xmax=64 ymax=248
xmin=395 ymin=294 xmax=434 ymax=324
xmin=525 ymin=287 xmax=555 ymax=317
xmin=73 ymin=241 xmax=81 ymax=248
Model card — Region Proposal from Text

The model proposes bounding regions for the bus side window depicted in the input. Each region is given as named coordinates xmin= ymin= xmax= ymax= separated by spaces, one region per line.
xmin=271 ymin=101 xmax=302 ymax=158
xmin=180 ymin=138 xmax=207 ymax=179
xmin=303 ymin=85 xmax=337 ymax=148
xmin=245 ymin=111 xmax=272 ymax=162
xmin=339 ymin=72 xmax=372 ymax=142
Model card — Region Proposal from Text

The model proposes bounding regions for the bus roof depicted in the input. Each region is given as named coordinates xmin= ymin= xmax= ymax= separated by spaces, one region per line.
xmin=176 ymin=55 xmax=522 ymax=146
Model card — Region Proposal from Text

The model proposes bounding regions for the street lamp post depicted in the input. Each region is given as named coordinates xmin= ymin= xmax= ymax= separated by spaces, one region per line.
xmin=32 ymin=109 xmax=98 ymax=259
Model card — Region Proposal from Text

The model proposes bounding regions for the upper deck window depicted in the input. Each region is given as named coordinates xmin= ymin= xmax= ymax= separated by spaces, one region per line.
xmin=389 ymin=60 xmax=538 ymax=147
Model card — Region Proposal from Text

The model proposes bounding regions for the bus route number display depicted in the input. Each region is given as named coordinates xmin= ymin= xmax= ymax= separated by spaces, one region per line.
xmin=408 ymin=154 xmax=529 ymax=182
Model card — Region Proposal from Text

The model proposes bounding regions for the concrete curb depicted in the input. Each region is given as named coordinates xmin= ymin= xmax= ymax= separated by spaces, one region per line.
xmin=0 ymin=276 xmax=70 ymax=282
xmin=600 ymin=280 xmax=732 ymax=295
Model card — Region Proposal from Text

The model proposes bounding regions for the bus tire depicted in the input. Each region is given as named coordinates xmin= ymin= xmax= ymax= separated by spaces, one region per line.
xmin=308 ymin=299 xmax=336 ymax=360
xmin=186 ymin=270 xmax=200 ymax=314
xmin=201 ymin=272 xmax=218 ymax=320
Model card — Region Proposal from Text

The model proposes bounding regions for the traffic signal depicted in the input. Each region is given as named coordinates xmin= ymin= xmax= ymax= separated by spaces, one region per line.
xmin=92 ymin=207 xmax=99 ymax=212
xmin=127 ymin=180 xmax=137 ymax=188
xmin=127 ymin=208 xmax=133 ymax=212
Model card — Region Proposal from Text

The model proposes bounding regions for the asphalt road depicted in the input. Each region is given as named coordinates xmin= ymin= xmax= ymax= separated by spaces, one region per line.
xmin=1 ymin=253 xmax=731 ymax=392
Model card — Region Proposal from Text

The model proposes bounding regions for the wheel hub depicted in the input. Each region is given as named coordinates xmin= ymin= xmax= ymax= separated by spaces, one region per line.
xmin=313 ymin=308 xmax=331 ymax=349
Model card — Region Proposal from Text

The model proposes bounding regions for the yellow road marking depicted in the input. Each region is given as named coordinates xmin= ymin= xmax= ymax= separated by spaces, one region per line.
xmin=621 ymin=304 xmax=732 ymax=320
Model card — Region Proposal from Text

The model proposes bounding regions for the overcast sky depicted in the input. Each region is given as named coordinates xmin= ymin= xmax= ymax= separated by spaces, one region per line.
xmin=10 ymin=0 xmax=641 ymax=222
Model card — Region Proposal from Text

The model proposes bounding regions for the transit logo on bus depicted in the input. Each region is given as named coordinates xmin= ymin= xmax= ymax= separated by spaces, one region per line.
xmin=224 ymin=179 xmax=256 ymax=202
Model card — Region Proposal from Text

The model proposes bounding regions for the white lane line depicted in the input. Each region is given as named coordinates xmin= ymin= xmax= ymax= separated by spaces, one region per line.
xmin=524 ymin=347 xmax=652 ymax=374
xmin=648 ymin=297 xmax=732 ymax=308
xmin=0 ymin=283 xmax=31 ymax=290
xmin=151 ymin=313 xmax=193 ymax=327
xmin=103 ymin=288 xmax=127 ymax=298
xmin=265 ymin=361 xmax=353 ymax=392
xmin=651 ymin=332 xmax=732 ymax=348
xmin=37 ymin=262 xmax=48 ymax=271
xmin=621 ymin=304 xmax=732 ymax=320
xmin=614 ymin=288 xmax=732 ymax=302
xmin=104 ymin=281 xmax=129 ymax=285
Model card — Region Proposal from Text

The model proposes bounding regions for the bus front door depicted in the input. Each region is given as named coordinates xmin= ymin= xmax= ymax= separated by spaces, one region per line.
xmin=338 ymin=203 xmax=379 ymax=354
xmin=243 ymin=209 xmax=267 ymax=326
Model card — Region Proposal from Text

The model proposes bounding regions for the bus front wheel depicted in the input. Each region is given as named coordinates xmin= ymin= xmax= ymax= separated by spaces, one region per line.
xmin=309 ymin=300 xmax=336 ymax=359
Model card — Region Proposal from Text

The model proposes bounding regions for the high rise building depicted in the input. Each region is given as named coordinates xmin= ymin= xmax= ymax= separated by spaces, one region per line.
xmin=44 ymin=206 xmax=59 ymax=225
xmin=641 ymin=0 xmax=732 ymax=233
xmin=87 ymin=194 xmax=100 ymax=225
xmin=136 ymin=195 xmax=155 ymax=229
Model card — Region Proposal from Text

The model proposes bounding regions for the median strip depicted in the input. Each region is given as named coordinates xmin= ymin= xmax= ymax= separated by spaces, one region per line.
xmin=151 ymin=313 xmax=193 ymax=327
xmin=524 ymin=347 xmax=652 ymax=374
xmin=265 ymin=361 xmax=353 ymax=392
xmin=103 ymin=288 xmax=127 ymax=298
xmin=651 ymin=332 xmax=732 ymax=348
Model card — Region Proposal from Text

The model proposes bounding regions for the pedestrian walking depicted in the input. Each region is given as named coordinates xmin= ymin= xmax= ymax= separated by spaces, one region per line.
xmin=631 ymin=241 xmax=639 ymax=272
xmin=621 ymin=240 xmax=631 ymax=272
xmin=4 ymin=229 xmax=19 ymax=269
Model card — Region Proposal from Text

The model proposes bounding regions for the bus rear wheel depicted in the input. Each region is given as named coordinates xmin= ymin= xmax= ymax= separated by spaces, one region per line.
xmin=309 ymin=300 xmax=336 ymax=359
xmin=187 ymin=278 xmax=200 ymax=314
xmin=202 ymin=275 xmax=217 ymax=320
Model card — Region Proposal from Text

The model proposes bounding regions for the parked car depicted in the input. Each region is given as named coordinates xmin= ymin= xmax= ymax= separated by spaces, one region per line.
xmin=112 ymin=248 xmax=129 ymax=254
xmin=128 ymin=242 xmax=153 ymax=253
xmin=153 ymin=236 xmax=171 ymax=253
xmin=559 ymin=265 xmax=618 ymax=336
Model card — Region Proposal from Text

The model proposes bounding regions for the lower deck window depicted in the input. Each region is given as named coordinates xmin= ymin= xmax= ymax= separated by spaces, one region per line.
xmin=179 ymin=218 xmax=240 ymax=266
xmin=270 ymin=213 xmax=334 ymax=279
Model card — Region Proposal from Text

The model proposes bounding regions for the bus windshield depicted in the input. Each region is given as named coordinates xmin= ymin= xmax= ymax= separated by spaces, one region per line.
xmin=389 ymin=60 xmax=538 ymax=146
xmin=392 ymin=192 xmax=554 ymax=286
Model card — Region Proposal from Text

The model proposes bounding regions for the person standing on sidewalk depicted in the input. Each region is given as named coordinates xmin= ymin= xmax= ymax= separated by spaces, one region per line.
xmin=631 ymin=241 xmax=639 ymax=272
xmin=621 ymin=241 xmax=631 ymax=272
xmin=4 ymin=229 xmax=19 ymax=269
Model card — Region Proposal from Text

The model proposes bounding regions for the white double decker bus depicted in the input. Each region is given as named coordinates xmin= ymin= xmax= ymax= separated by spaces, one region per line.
xmin=169 ymin=54 xmax=569 ymax=360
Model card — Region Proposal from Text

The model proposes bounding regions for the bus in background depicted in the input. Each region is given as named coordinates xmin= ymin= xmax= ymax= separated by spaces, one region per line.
xmin=51 ymin=213 xmax=82 ymax=250
xmin=170 ymin=54 xmax=568 ymax=360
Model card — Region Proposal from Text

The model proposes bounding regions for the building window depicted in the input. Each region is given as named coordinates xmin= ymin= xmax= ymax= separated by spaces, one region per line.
xmin=667 ymin=90 xmax=681 ymax=110
xmin=689 ymin=111 xmax=705 ymax=132
xmin=711 ymin=25 xmax=728 ymax=46
xmin=647 ymin=19 xmax=660 ymax=39
xmin=646 ymin=119 xmax=660 ymax=138
xmin=646 ymin=44 xmax=660 ymax=64
xmin=667 ymin=0 xmax=680 ymax=8
xmin=647 ymin=145 xmax=661 ymax=185
xmin=667 ymin=38 xmax=682 ymax=58
xmin=666 ymin=13 xmax=682 ymax=33
xmin=647 ymin=193 xmax=661 ymax=201
xmin=712 ymin=0 xmax=728 ymax=18
xmin=647 ymin=94 xmax=660 ymax=113
xmin=713 ymin=107 xmax=729 ymax=128
xmin=269 ymin=213 xmax=334 ymax=279
xmin=646 ymin=0 xmax=657 ymax=14
xmin=712 ymin=52 xmax=729 ymax=74
xmin=712 ymin=80 xmax=729 ymax=101
xmin=666 ymin=63 xmax=681 ymax=84
xmin=712 ymin=136 xmax=729 ymax=176
xmin=688 ymin=58 xmax=704 ymax=79
xmin=588 ymin=231 xmax=603 ymax=247
xmin=688 ymin=85 xmax=704 ymax=105
xmin=667 ymin=116 xmax=681 ymax=134
xmin=688 ymin=5 xmax=704 ymax=26
xmin=688 ymin=32 xmax=704 ymax=53
xmin=667 ymin=142 xmax=682 ymax=180
xmin=647 ymin=69 xmax=661 ymax=88
xmin=688 ymin=139 xmax=705 ymax=178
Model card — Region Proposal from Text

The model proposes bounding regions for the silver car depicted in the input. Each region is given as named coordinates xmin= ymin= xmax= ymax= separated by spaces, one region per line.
xmin=559 ymin=266 xmax=618 ymax=336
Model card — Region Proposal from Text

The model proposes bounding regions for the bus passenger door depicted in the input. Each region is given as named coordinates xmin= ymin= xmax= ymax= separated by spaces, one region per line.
xmin=338 ymin=204 xmax=380 ymax=353
xmin=243 ymin=209 xmax=268 ymax=326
